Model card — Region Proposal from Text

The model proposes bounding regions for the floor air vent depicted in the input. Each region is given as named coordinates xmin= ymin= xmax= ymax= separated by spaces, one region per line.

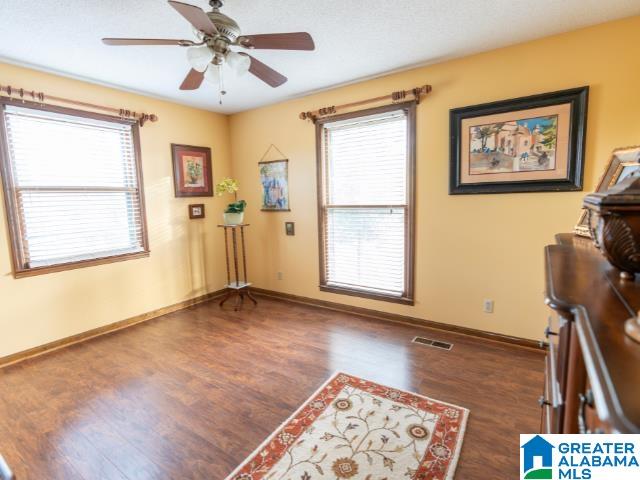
xmin=412 ymin=336 xmax=453 ymax=351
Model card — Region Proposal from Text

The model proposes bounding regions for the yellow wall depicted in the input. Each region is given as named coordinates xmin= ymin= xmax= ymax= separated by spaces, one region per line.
xmin=229 ymin=16 xmax=640 ymax=341
xmin=0 ymin=63 xmax=232 ymax=357
xmin=1 ymin=16 xmax=639 ymax=357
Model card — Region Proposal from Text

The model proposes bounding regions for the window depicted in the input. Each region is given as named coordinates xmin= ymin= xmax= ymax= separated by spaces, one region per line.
xmin=316 ymin=102 xmax=416 ymax=304
xmin=0 ymin=100 xmax=149 ymax=277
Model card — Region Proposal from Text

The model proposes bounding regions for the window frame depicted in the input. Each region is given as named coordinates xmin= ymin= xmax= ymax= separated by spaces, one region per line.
xmin=0 ymin=97 xmax=150 ymax=278
xmin=315 ymin=101 xmax=416 ymax=305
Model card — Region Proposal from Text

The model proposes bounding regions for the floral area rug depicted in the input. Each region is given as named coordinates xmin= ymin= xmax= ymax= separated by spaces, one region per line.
xmin=225 ymin=372 xmax=469 ymax=480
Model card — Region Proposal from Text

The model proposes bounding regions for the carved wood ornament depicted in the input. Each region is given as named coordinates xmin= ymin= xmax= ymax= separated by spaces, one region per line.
xmin=583 ymin=173 xmax=640 ymax=279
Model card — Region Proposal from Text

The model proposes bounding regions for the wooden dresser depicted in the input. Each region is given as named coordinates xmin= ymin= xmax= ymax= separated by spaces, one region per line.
xmin=542 ymin=233 xmax=640 ymax=434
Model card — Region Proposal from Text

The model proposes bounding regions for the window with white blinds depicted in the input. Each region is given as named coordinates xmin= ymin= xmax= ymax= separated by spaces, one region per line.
xmin=318 ymin=104 xmax=415 ymax=303
xmin=0 ymin=103 xmax=148 ymax=276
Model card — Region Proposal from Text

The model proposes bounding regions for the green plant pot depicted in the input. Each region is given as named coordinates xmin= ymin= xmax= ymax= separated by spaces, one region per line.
xmin=223 ymin=212 xmax=244 ymax=225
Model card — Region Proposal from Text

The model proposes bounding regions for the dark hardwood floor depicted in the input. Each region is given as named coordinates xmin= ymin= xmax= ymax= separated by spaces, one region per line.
xmin=0 ymin=296 xmax=544 ymax=479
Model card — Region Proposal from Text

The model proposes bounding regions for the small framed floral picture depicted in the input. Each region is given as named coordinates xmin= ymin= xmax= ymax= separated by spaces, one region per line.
xmin=189 ymin=204 xmax=205 ymax=219
xmin=171 ymin=144 xmax=213 ymax=197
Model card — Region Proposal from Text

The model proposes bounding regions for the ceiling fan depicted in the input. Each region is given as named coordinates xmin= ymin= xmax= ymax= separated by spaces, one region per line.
xmin=102 ymin=0 xmax=315 ymax=100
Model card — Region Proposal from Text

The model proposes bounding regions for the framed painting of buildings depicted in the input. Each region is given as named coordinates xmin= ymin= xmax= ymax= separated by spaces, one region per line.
xmin=259 ymin=159 xmax=290 ymax=211
xmin=449 ymin=87 xmax=588 ymax=194
xmin=574 ymin=145 xmax=640 ymax=237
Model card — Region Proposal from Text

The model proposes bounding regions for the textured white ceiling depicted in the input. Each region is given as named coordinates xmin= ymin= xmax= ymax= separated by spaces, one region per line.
xmin=1 ymin=0 xmax=639 ymax=114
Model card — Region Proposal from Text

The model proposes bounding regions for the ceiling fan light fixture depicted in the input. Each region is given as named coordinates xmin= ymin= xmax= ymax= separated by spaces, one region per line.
xmin=226 ymin=51 xmax=251 ymax=75
xmin=187 ymin=46 xmax=214 ymax=72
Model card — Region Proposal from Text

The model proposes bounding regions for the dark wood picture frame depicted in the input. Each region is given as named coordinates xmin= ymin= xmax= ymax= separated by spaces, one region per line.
xmin=450 ymin=86 xmax=589 ymax=194
xmin=0 ymin=97 xmax=150 ymax=278
xmin=315 ymin=101 xmax=416 ymax=305
xmin=189 ymin=204 xmax=205 ymax=219
xmin=171 ymin=144 xmax=213 ymax=197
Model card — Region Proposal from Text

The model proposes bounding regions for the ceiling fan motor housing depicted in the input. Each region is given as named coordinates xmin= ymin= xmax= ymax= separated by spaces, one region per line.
xmin=207 ymin=10 xmax=241 ymax=43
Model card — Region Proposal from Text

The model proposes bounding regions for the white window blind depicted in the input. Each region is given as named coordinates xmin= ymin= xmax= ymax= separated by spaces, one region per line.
xmin=320 ymin=108 xmax=412 ymax=300
xmin=1 ymin=104 xmax=148 ymax=272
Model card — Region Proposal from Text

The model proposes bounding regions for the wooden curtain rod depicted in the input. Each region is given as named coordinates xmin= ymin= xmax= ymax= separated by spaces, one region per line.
xmin=299 ymin=84 xmax=432 ymax=123
xmin=0 ymin=84 xmax=159 ymax=126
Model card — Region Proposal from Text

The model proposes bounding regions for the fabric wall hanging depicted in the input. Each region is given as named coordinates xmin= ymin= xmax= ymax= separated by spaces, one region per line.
xmin=259 ymin=144 xmax=290 ymax=211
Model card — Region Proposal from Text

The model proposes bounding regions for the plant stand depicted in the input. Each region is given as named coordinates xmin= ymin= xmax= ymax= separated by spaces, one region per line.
xmin=218 ymin=223 xmax=257 ymax=311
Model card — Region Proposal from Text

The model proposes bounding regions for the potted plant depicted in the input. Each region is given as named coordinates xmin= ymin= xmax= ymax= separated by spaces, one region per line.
xmin=216 ymin=178 xmax=246 ymax=225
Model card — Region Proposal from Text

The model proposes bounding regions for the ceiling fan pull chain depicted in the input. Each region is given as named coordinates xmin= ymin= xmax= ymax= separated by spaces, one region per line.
xmin=218 ymin=64 xmax=226 ymax=105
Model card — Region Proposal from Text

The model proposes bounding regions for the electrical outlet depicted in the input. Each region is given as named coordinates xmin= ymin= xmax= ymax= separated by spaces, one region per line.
xmin=483 ymin=299 xmax=494 ymax=313
xmin=277 ymin=272 xmax=283 ymax=281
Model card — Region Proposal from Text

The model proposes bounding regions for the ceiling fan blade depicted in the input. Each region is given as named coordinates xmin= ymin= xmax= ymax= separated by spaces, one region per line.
xmin=238 ymin=32 xmax=315 ymax=51
xmin=102 ymin=38 xmax=195 ymax=46
xmin=240 ymin=54 xmax=287 ymax=88
xmin=180 ymin=68 xmax=205 ymax=90
xmin=168 ymin=0 xmax=218 ymax=36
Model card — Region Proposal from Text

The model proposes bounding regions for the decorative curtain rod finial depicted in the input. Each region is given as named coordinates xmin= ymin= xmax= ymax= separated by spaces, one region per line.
xmin=299 ymin=111 xmax=317 ymax=123
xmin=138 ymin=113 xmax=159 ymax=127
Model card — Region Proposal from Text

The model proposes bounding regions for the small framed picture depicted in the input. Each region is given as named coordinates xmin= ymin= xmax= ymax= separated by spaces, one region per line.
xmin=189 ymin=204 xmax=205 ymax=219
xmin=172 ymin=144 xmax=213 ymax=197
xmin=574 ymin=145 xmax=640 ymax=237
xmin=450 ymin=87 xmax=588 ymax=194
xmin=285 ymin=221 xmax=295 ymax=236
